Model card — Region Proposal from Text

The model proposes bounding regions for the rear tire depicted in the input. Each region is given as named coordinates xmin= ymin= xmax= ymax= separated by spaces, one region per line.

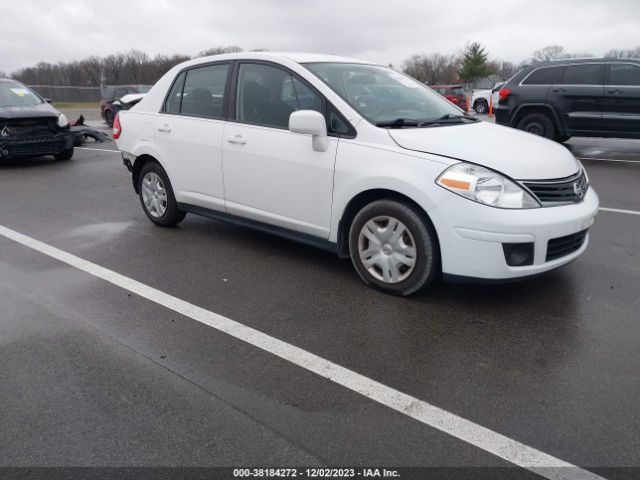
xmin=516 ymin=112 xmax=555 ymax=139
xmin=138 ymin=161 xmax=186 ymax=227
xmin=348 ymin=199 xmax=439 ymax=296
xmin=54 ymin=147 xmax=74 ymax=161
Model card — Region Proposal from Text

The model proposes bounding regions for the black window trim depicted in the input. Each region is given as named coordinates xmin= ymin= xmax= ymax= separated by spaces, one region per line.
xmin=519 ymin=62 xmax=606 ymax=87
xmin=605 ymin=61 xmax=640 ymax=88
xmin=227 ymin=59 xmax=357 ymax=139
xmin=160 ymin=60 xmax=234 ymax=121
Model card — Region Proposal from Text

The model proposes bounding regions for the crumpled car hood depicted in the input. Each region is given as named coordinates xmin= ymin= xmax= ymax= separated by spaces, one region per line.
xmin=388 ymin=120 xmax=580 ymax=180
xmin=0 ymin=102 xmax=59 ymax=120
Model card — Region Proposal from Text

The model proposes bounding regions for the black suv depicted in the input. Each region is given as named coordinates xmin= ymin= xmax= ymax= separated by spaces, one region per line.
xmin=495 ymin=58 xmax=640 ymax=142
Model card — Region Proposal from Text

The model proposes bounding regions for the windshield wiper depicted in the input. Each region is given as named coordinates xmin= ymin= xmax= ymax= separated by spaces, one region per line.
xmin=375 ymin=118 xmax=423 ymax=128
xmin=417 ymin=114 xmax=479 ymax=127
xmin=376 ymin=114 xmax=479 ymax=129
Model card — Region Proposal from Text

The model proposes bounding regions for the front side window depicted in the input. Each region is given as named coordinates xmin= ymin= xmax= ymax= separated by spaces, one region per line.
xmin=236 ymin=63 xmax=322 ymax=129
xmin=607 ymin=63 xmax=640 ymax=86
xmin=0 ymin=82 xmax=43 ymax=107
xmin=562 ymin=64 xmax=603 ymax=85
xmin=522 ymin=66 xmax=565 ymax=85
xmin=304 ymin=63 xmax=461 ymax=125
xmin=180 ymin=63 xmax=230 ymax=118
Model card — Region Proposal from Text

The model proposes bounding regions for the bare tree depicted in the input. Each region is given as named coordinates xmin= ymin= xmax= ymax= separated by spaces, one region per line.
xmin=402 ymin=53 xmax=461 ymax=85
xmin=531 ymin=45 xmax=594 ymax=63
xmin=605 ymin=46 xmax=640 ymax=58
xmin=198 ymin=46 xmax=243 ymax=57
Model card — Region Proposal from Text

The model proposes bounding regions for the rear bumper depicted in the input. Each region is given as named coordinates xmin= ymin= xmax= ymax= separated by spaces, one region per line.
xmin=0 ymin=132 xmax=74 ymax=159
xmin=494 ymin=107 xmax=512 ymax=125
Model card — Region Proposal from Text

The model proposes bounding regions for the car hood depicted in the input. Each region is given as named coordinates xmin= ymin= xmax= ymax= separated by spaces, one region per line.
xmin=0 ymin=102 xmax=59 ymax=120
xmin=388 ymin=120 xmax=580 ymax=180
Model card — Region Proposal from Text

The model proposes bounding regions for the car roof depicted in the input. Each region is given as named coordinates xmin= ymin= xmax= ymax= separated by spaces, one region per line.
xmin=186 ymin=51 xmax=377 ymax=67
xmin=523 ymin=57 xmax=640 ymax=69
xmin=429 ymin=84 xmax=463 ymax=88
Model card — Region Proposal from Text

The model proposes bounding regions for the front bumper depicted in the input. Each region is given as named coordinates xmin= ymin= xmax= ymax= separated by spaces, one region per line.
xmin=0 ymin=132 xmax=74 ymax=159
xmin=428 ymin=187 xmax=599 ymax=281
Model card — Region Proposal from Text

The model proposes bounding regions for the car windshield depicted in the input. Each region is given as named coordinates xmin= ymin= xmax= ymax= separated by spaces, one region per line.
xmin=451 ymin=87 xmax=465 ymax=95
xmin=303 ymin=62 xmax=462 ymax=126
xmin=0 ymin=82 xmax=43 ymax=107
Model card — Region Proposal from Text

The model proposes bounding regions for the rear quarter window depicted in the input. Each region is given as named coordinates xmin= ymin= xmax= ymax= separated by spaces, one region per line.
xmin=607 ymin=63 xmax=640 ymax=86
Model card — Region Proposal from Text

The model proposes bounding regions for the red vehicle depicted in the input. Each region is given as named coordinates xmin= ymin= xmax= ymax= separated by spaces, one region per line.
xmin=429 ymin=84 xmax=467 ymax=111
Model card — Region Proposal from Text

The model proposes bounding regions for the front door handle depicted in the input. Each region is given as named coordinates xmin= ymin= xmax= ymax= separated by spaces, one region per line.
xmin=552 ymin=88 xmax=567 ymax=93
xmin=227 ymin=134 xmax=246 ymax=145
xmin=607 ymin=89 xmax=624 ymax=94
xmin=157 ymin=124 xmax=172 ymax=133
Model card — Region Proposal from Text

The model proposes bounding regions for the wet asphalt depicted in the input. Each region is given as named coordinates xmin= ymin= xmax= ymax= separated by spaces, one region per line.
xmin=0 ymin=135 xmax=639 ymax=479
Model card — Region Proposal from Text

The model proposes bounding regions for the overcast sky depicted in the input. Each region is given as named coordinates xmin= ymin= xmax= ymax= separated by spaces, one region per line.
xmin=1 ymin=0 xmax=639 ymax=73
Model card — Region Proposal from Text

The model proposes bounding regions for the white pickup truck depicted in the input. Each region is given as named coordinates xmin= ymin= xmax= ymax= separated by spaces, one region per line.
xmin=471 ymin=82 xmax=504 ymax=114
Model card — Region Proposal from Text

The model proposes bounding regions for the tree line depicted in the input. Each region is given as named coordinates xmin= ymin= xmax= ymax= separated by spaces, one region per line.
xmin=4 ymin=43 xmax=640 ymax=88
xmin=403 ymin=43 xmax=640 ymax=86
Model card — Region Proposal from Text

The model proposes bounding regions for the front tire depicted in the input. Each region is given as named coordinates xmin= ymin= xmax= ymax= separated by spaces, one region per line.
xmin=54 ymin=147 xmax=74 ymax=161
xmin=348 ymin=199 xmax=439 ymax=296
xmin=516 ymin=112 xmax=555 ymax=139
xmin=138 ymin=162 xmax=186 ymax=227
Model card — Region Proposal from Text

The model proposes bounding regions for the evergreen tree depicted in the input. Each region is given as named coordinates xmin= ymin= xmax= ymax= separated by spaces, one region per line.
xmin=458 ymin=42 xmax=494 ymax=85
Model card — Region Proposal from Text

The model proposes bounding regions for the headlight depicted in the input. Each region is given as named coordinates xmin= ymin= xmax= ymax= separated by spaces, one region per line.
xmin=436 ymin=162 xmax=540 ymax=209
xmin=57 ymin=113 xmax=69 ymax=128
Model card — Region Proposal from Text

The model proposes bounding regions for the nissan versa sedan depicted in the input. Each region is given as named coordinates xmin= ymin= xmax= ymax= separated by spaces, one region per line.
xmin=114 ymin=52 xmax=599 ymax=295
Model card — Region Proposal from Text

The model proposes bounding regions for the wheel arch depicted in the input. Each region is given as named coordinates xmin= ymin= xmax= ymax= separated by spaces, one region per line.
xmin=335 ymin=188 xmax=440 ymax=263
xmin=512 ymin=103 xmax=566 ymax=136
xmin=132 ymin=154 xmax=162 ymax=194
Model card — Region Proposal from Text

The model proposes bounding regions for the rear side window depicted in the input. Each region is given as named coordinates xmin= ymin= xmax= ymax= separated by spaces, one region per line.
xmin=180 ymin=64 xmax=230 ymax=119
xmin=562 ymin=64 xmax=603 ymax=85
xmin=607 ymin=63 xmax=640 ymax=86
xmin=522 ymin=66 xmax=564 ymax=85
xmin=164 ymin=71 xmax=186 ymax=114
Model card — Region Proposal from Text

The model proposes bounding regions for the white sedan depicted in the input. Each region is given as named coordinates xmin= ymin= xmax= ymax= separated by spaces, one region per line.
xmin=114 ymin=52 xmax=598 ymax=295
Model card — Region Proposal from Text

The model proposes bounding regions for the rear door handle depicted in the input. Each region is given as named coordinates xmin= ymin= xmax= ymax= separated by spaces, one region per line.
xmin=607 ymin=89 xmax=624 ymax=94
xmin=227 ymin=134 xmax=246 ymax=145
xmin=157 ymin=124 xmax=172 ymax=133
xmin=552 ymin=88 xmax=567 ymax=93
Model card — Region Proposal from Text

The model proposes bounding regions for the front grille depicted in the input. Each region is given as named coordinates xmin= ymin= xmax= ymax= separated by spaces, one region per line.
xmin=1 ymin=117 xmax=56 ymax=137
xmin=521 ymin=169 xmax=588 ymax=206
xmin=546 ymin=230 xmax=588 ymax=262
xmin=1 ymin=136 xmax=66 ymax=157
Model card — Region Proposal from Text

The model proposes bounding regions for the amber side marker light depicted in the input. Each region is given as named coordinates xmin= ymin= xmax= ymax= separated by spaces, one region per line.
xmin=439 ymin=178 xmax=471 ymax=190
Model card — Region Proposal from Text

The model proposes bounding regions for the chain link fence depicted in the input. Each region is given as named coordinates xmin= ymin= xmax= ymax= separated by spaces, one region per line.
xmin=28 ymin=85 xmax=102 ymax=103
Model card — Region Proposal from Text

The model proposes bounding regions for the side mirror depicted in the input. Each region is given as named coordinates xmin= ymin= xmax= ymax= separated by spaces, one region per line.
xmin=289 ymin=110 xmax=329 ymax=152
xmin=44 ymin=98 xmax=53 ymax=104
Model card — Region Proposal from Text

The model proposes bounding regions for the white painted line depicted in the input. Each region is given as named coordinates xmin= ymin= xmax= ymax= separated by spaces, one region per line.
xmin=77 ymin=147 xmax=120 ymax=153
xmin=578 ymin=157 xmax=640 ymax=164
xmin=600 ymin=207 xmax=640 ymax=216
xmin=0 ymin=223 xmax=604 ymax=480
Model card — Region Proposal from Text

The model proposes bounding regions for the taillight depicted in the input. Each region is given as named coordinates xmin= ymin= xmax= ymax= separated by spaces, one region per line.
xmin=499 ymin=88 xmax=512 ymax=103
xmin=112 ymin=112 xmax=121 ymax=139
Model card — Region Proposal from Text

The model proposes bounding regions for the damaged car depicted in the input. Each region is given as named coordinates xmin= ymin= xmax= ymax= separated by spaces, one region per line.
xmin=0 ymin=79 xmax=74 ymax=161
